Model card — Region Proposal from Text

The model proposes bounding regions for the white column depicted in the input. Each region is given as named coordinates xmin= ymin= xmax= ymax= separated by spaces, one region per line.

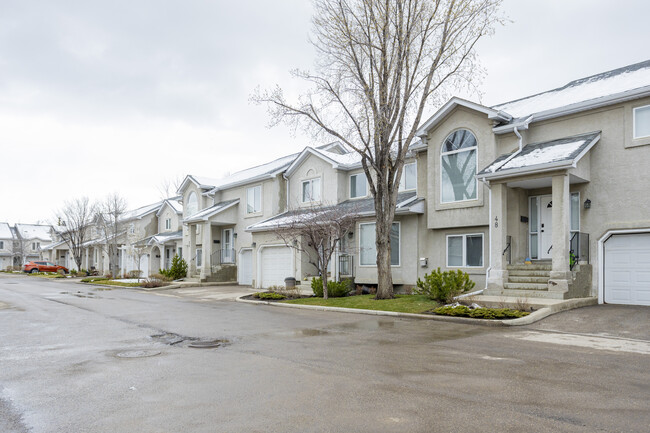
xmin=549 ymin=174 xmax=571 ymax=293
xmin=487 ymin=182 xmax=508 ymax=291
xmin=200 ymin=222 xmax=211 ymax=280
xmin=189 ymin=225 xmax=197 ymax=274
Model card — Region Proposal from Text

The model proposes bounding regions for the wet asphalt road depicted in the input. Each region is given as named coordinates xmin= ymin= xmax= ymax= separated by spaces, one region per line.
xmin=1 ymin=273 xmax=649 ymax=433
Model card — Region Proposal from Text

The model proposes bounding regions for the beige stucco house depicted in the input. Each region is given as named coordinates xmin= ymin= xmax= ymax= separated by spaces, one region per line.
xmin=413 ymin=59 xmax=650 ymax=306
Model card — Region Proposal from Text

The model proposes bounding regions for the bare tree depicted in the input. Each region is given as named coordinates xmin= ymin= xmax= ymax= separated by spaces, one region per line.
xmin=254 ymin=0 xmax=503 ymax=299
xmin=96 ymin=193 xmax=128 ymax=277
xmin=157 ymin=174 xmax=184 ymax=200
xmin=131 ymin=243 xmax=149 ymax=278
xmin=56 ymin=197 xmax=95 ymax=271
xmin=273 ymin=203 xmax=358 ymax=299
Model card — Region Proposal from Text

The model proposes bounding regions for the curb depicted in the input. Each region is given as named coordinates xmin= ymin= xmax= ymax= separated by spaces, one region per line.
xmin=235 ymin=295 xmax=600 ymax=326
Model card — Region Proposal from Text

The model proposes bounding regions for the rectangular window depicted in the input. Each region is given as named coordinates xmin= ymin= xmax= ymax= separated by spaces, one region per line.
xmin=196 ymin=248 xmax=202 ymax=267
xmin=399 ymin=162 xmax=417 ymax=191
xmin=634 ymin=105 xmax=650 ymax=139
xmin=165 ymin=218 xmax=172 ymax=230
xmin=350 ymin=173 xmax=367 ymax=198
xmin=359 ymin=222 xmax=400 ymax=266
xmin=247 ymin=185 xmax=262 ymax=214
xmin=0 ymin=241 xmax=3 ymax=249
xmin=570 ymin=192 xmax=580 ymax=232
xmin=447 ymin=234 xmax=483 ymax=267
xmin=301 ymin=178 xmax=321 ymax=203
xmin=441 ymin=149 xmax=477 ymax=203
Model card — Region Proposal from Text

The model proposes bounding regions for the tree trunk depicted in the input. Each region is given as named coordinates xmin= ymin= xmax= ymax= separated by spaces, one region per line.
xmin=374 ymin=214 xmax=393 ymax=299
xmin=322 ymin=263 xmax=329 ymax=300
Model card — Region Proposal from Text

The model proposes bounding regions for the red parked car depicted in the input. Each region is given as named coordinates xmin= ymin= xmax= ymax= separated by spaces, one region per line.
xmin=23 ymin=261 xmax=69 ymax=274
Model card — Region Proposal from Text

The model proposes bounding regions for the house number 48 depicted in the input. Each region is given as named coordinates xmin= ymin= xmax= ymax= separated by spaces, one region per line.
xmin=494 ymin=216 xmax=499 ymax=228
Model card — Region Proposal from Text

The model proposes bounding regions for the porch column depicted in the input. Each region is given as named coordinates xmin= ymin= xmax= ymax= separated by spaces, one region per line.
xmin=200 ymin=221 xmax=211 ymax=280
xmin=85 ymin=248 xmax=89 ymax=270
xmin=549 ymin=174 xmax=571 ymax=294
xmin=189 ymin=225 xmax=197 ymax=275
xmin=488 ymin=182 xmax=508 ymax=291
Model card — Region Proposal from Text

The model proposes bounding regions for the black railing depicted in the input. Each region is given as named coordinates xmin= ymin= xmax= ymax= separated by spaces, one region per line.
xmin=339 ymin=254 xmax=353 ymax=276
xmin=502 ymin=235 xmax=512 ymax=265
xmin=211 ymin=248 xmax=236 ymax=267
xmin=570 ymin=232 xmax=590 ymax=270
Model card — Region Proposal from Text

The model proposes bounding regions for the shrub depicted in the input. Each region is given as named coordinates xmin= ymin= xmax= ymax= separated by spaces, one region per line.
xmin=127 ymin=270 xmax=143 ymax=279
xmin=159 ymin=255 xmax=188 ymax=280
xmin=415 ymin=268 xmax=475 ymax=303
xmin=311 ymin=277 xmax=349 ymax=298
xmin=433 ymin=305 xmax=530 ymax=320
xmin=254 ymin=292 xmax=286 ymax=300
xmin=140 ymin=278 xmax=166 ymax=288
xmin=150 ymin=273 xmax=172 ymax=282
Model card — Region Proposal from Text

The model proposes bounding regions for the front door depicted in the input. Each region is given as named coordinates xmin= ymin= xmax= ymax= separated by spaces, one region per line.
xmin=222 ymin=229 xmax=233 ymax=263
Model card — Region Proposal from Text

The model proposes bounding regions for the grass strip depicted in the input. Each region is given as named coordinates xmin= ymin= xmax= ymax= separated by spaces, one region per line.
xmin=282 ymin=294 xmax=439 ymax=314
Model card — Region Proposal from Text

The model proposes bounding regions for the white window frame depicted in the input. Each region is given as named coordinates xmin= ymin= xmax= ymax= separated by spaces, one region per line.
xmin=186 ymin=192 xmax=198 ymax=217
xmin=0 ymin=241 xmax=3 ymax=250
xmin=358 ymin=221 xmax=401 ymax=267
xmin=446 ymin=233 xmax=484 ymax=268
xmin=633 ymin=104 xmax=650 ymax=139
xmin=301 ymin=177 xmax=322 ymax=203
xmin=440 ymin=130 xmax=478 ymax=204
xmin=196 ymin=248 xmax=202 ymax=267
xmin=165 ymin=218 xmax=172 ymax=230
xmin=246 ymin=185 xmax=262 ymax=214
xmin=129 ymin=224 xmax=135 ymax=234
xmin=349 ymin=173 xmax=368 ymax=199
xmin=399 ymin=162 xmax=417 ymax=192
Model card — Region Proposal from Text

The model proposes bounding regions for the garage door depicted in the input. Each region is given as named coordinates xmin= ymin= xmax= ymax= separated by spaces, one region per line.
xmin=260 ymin=246 xmax=293 ymax=288
xmin=604 ymin=233 xmax=650 ymax=305
xmin=239 ymin=249 xmax=252 ymax=285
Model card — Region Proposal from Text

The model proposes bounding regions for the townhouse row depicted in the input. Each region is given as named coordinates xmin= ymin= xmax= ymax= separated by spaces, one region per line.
xmin=0 ymin=223 xmax=53 ymax=269
xmin=22 ymin=59 xmax=650 ymax=306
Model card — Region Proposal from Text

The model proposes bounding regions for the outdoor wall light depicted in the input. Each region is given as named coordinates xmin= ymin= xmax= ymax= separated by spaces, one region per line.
xmin=348 ymin=231 xmax=354 ymax=239
xmin=584 ymin=199 xmax=591 ymax=209
xmin=233 ymin=232 xmax=238 ymax=239
xmin=252 ymin=242 xmax=256 ymax=248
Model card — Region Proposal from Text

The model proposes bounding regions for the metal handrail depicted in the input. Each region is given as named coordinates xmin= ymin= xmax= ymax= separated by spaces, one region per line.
xmin=502 ymin=235 xmax=512 ymax=265
xmin=569 ymin=232 xmax=590 ymax=270
xmin=547 ymin=245 xmax=553 ymax=255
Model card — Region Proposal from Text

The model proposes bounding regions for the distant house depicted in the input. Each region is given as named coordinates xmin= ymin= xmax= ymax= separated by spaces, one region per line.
xmin=14 ymin=223 xmax=52 ymax=266
xmin=0 ymin=222 xmax=15 ymax=270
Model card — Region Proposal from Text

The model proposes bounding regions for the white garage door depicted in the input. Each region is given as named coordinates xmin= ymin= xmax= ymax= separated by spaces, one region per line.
xmin=239 ymin=249 xmax=253 ymax=286
xmin=604 ymin=233 xmax=650 ymax=306
xmin=260 ymin=246 xmax=293 ymax=288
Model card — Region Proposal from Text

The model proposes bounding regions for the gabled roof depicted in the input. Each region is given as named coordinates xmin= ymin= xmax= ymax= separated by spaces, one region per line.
xmin=137 ymin=230 xmax=183 ymax=246
xmin=0 ymin=222 xmax=13 ymax=239
xmin=121 ymin=201 xmax=163 ymax=221
xmin=284 ymin=146 xmax=364 ymax=177
xmin=41 ymin=239 xmax=67 ymax=251
xmin=492 ymin=60 xmax=650 ymax=123
xmin=15 ymin=224 xmax=52 ymax=242
xmin=477 ymin=131 xmax=601 ymax=180
xmin=156 ymin=198 xmax=183 ymax=217
xmin=417 ymin=60 xmax=650 ymax=137
xmin=183 ymin=199 xmax=239 ymax=223
xmin=416 ymin=97 xmax=512 ymax=137
xmin=246 ymin=191 xmax=422 ymax=232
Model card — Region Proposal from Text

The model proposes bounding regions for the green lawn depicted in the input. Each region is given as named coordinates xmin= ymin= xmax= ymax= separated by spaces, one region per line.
xmin=282 ymin=294 xmax=439 ymax=314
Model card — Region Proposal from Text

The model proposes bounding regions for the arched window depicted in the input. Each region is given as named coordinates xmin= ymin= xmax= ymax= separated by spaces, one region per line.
xmin=440 ymin=129 xmax=478 ymax=203
xmin=186 ymin=192 xmax=198 ymax=216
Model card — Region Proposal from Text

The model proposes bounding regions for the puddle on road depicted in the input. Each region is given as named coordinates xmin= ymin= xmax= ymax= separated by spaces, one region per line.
xmin=60 ymin=291 xmax=98 ymax=298
xmin=115 ymin=350 xmax=161 ymax=359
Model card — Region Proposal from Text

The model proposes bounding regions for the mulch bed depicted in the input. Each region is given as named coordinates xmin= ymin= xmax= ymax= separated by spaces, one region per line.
xmin=240 ymin=294 xmax=312 ymax=302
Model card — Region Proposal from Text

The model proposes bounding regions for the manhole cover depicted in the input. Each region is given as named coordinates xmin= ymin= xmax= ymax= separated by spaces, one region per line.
xmin=116 ymin=350 xmax=161 ymax=358
xmin=188 ymin=339 xmax=229 ymax=349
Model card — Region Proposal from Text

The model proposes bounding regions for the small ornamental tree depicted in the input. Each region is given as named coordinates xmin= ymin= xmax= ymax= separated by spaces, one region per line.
xmin=163 ymin=254 xmax=188 ymax=280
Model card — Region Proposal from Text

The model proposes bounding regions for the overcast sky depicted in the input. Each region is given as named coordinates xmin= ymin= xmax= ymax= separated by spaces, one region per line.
xmin=2 ymin=0 xmax=649 ymax=224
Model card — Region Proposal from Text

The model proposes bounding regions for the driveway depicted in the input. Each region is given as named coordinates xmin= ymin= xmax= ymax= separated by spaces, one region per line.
xmin=1 ymin=274 xmax=649 ymax=432
xmin=153 ymin=284 xmax=257 ymax=302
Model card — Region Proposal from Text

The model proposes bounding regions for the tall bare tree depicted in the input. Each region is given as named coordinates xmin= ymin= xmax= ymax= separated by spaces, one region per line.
xmin=157 ymin=174 xmax=184 ymax=200
xmin=254 ymin=0 xmax=503 ymax=299
xmin=273 ymin=203 xmax=358 ymax=299
xmin=56 ymin=197 xmax=95 ymax=271
xmin=96 ymin=193 xmax=128 ymax=277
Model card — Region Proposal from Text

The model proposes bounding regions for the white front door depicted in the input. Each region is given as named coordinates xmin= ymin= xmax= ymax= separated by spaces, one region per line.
xmin=222 ymin=229 xmax=233 ymax=263
xmin=539 ymin=195 xmax=553 ymax=259
xmin=239 ymin=249 xmax=253 ymax=285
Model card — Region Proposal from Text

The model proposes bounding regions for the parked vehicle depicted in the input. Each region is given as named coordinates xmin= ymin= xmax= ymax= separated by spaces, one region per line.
xmin=23 ymin=261 xmax=69 ymax=274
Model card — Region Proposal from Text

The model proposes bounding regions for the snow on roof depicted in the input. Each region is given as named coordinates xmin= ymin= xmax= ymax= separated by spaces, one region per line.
xmin=183 ymin=199 xmax=239 ymax=223
xmin=316 ymin=148 xmax=363 ymax=166
xmin=492 ymin=60 xmax=650 ymax=119
xmin=15 ymin=224 xmax=52 ymax=241
xmin=121 ymin=201 xmax=163 ymax=221
xmin=146 ymin=230 xmax=183 ymax=245
xmin=247 ymin=192 xmax=420 ymax=232
xmin=0 ymin=222 xmax=13 ymax=239
xmin=478 ymin=132 xmax=600 ymax=177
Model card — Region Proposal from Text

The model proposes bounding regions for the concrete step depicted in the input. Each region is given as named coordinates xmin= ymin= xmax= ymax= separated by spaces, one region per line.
xmin=501 ymin=289 xmax=566 ymax=299
xmin=504 ymin=282 xmax=548 ymax=291
xmin=508 ymin=269 xmax=551 ymax=277
xmin=508 ymin=276 xmax=549 ymax=284
xmin=507 ymin=264 xmax=552 ymax=271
